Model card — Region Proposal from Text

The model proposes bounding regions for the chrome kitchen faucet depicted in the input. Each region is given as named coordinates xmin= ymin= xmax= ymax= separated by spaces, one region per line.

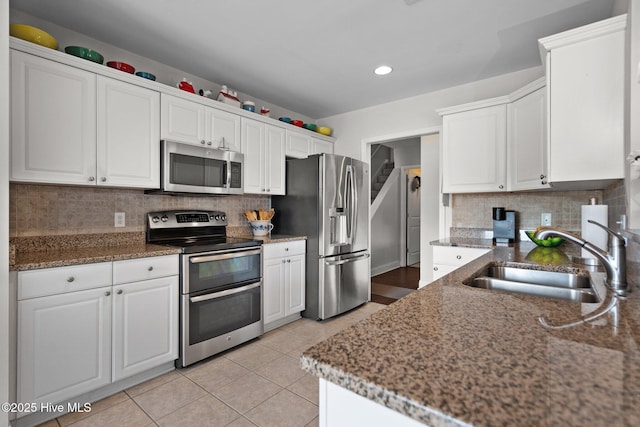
xmin=534 ymin=220 xmax=628 ymax=295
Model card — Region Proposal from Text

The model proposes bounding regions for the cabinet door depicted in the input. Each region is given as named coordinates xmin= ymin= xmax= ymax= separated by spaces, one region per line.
xmin=11 ymin=50 xmax=97 ymax=185
xmin=285 ymin=131 xmax=310 ymax=158
xmin=112 ymin=276 xmax=178 ymax=381
xmin=97 ymin=77 xmax=160 ymax=188
xmin=547 ymin=30 xmax=624 ymax=182
xmin=441 ymin=104 xmax=507 ymax=193
xmin=508 ymin=87 xmax=549 ymax=191
xmin=160 ymin=94 xmax=206 ymax=145
xmin=263 ymin=257 xmax=286 ymax=325
xmin=207 ymin=108 xmax=241 ymax=151
xmin=285 ymin=253 xmax=305 ymax=315
xmin=310 ymin=138 xmax=334 ymax=155
xmin=265 ymin=125 xmax=286 ymax=195
xmin=18 ymin=287 xmax=111 ymax=408
xmin=241 ymin=118 xmax=266 ymax=194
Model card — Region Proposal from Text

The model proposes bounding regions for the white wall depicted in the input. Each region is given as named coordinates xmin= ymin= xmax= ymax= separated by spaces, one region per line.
xmin=1 ymin=0 xmax=10 ymax=424
xmin=371 ymin=170 xmax=401 ymax=276
xmin=420 ymin=134 xmax=440 ymax=285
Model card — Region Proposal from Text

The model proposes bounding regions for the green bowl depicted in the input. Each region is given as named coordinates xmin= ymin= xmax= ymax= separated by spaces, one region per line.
xmin=525 ymin=230 xmax=564 ymax=247
xmin=64 ymin=46 xmax=104 ymax=64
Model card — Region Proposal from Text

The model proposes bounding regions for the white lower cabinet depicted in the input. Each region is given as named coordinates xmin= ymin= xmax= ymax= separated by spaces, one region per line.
xmin=16 ymin=255 xmax=178 ymax=411
xmin=18 ymin=285 xmax=112 ymax=409
xmin=112 ymin=256 xmax=179 ymax=382
xmin=263 ymin=241 xmax=306 ymax=331
xmin=431 ymin=246 xmax=490 ymax=281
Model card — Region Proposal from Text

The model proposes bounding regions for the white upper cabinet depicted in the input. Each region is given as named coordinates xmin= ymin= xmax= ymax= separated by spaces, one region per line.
xmin=441 ymin=103 xmax=508 ymax=193
xmin=10 ymin=50 xmax=160 ymax=188
xmin=97 ymin=76 xmax=160 ymax=188
xmin=241 ymin=117 xmax=285 ymax=195
xmin=161 ymin=94 xmax=241 ymax=151
xmin=507 ymin=83 xmax=549 ymax=191
xmin=11 ymin=50 xmax=97 ymax=185
xmin=539 ymin=15 xmax=626 ymax=185
xmin=285 ymin=130 xmax=311 ymax=158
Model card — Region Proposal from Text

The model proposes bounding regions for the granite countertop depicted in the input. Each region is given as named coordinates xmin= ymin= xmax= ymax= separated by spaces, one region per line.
xmin=10 ymin=232 xmax=306 ymax=271
xmin=301 ymin=243 xmax=640 ymax=426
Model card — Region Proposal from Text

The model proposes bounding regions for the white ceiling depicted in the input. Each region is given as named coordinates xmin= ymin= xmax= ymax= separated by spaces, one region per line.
xmin=10 ymin=0 xmax=618 ymax=119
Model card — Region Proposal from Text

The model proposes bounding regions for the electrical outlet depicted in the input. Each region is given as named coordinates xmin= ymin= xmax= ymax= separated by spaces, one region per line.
xmin=114 ymin=212 xmax=125 ymax=228
xmin=541 ymin=213 xmax=552 ymax=226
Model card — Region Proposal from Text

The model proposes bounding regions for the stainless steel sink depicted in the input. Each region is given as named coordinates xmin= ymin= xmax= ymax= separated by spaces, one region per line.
xmin=464 ymin=266 xmax=599 ymax=303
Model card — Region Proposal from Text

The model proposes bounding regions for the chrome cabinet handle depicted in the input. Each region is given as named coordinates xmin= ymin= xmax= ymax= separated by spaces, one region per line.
xmin=540 ymin=174 xmax=545 ymax=179
xmin=200 ymin=140 xmax=206 ymax=145
xmin=67 ymin=277 xmax=75 ymax=283
xmin=207 ymin=141 xmax=212 ymax=146
xmin=456 ymin=255 xmax=462 ymax=259
xmin=101 ymin=177 xmax=107 ymax=182
xmin=104 ymin=291 xmax=111 ymax=296
xmin=148 ymin=266 xmax=154 ymax=271
xmin=434 ymin=267 xmax=439 ymax=271
xmin=498 ymin=184 xmax=504 ymax=189
xmin=116 ymin=289 xmax=123 ymax=295
xmin=88 ymin=176 xmax=95 ymax=182
xmin=287 ymin=259 xmax=291 ymax=263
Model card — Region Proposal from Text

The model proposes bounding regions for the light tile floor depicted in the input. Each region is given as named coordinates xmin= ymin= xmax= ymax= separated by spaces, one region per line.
xmin=37 ymin=302 xmax=385 ymax=427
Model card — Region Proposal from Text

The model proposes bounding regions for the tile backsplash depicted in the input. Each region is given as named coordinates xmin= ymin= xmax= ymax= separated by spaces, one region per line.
xmin=9 ymin=184 xmax=270 ymax=237
xmin=451 ymin=189 xmax=605 ymax=231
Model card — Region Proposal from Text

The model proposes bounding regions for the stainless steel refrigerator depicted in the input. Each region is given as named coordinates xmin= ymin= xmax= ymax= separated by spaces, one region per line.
xmin=272 ymin=154 xmax=370 ymax=320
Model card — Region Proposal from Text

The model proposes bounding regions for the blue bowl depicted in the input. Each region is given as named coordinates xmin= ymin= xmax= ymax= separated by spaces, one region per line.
xmin=279 ymin=117 xmax=291 ymax=123
xmin=135 ymin=71 xmax=156 ymax=81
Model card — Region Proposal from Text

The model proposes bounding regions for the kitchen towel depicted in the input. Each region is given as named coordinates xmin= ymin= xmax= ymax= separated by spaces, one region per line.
xmin=581 ymin=204 xmax=608 ymax=259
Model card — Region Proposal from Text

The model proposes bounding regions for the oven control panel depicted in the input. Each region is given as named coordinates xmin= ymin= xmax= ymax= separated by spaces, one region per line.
xmin=147 ymin=210 xmax=227 ymax=228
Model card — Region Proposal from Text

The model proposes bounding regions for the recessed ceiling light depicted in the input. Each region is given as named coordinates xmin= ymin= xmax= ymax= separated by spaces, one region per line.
xmin=374 ymin=65 xmax=393 ymax=76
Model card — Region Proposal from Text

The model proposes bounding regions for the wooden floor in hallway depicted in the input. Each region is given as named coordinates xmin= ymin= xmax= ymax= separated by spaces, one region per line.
xmin=371 ymin=266 xmax=420 ymax=305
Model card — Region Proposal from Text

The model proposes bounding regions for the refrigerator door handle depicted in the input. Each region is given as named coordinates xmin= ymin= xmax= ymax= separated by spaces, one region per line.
xmin=345 ymin=165 xmax=357 ymax=244
xmin=324 ymin=253 xmax=370 ymax=266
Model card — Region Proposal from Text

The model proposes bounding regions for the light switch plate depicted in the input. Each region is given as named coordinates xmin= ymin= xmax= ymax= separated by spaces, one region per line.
xmin=541 ymin=213 xmax=552 ymax=226
xmin=114 ymin=212 xmax=125 ymax=228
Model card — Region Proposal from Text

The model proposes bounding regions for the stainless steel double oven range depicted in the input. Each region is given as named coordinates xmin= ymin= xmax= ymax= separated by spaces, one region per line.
xmin=147 ymin=210 xmax=262 ymax=368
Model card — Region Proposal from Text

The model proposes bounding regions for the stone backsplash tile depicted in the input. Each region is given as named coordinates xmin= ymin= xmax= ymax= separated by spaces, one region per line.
xmin=452 ymin=189 xmax=606 ymax=231
xmin=9 ymin=184 xmax=271 ymax=237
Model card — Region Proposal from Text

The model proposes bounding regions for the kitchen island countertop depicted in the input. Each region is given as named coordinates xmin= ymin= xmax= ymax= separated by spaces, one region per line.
xmin=301 ymin=243 xmax=640 ymax=426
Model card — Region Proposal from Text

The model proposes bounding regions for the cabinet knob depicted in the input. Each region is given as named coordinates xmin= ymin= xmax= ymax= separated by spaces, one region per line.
xmin=101 ymin=177 xmax=107 ymax=182
xmin=200 ymin=140 xmax=206 ymax=145
xmin=498 ymin=185 xmax=504 ymax=189
xmin=67 ymin=276 xmax=75 ymax=283
xmin=456 ymin=255 xmax=462 ymax=260
xmin=148 ymin=266 xmax=154 ymax=271
xmin=433 ymin=267 xmax=439 ymax=271
xmin=88 ymin=176 xmax=95 ymax=182
xmin=207 ymin=141 xmax=213 ymax=146
xmin=285 ymin=248 xmax=289 ymax=251
xmin=541 ymin=180 xmax=547 ymax=185
xmin=261 ymin=188 xmax=266 ymax=192
xmin=104 ymin=291 xmax=111 ymax=296
xmin=540 ymin=174 xmax=546 ymax=180
xmin=266 ymin=189 xmax=271 ymax=192
xmin=287 ymin=259 xmax=291 ymax=263
xmin=117 ymin=289 xmax=123 ymax=295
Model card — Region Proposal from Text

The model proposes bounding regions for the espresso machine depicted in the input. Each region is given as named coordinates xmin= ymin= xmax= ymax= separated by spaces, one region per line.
xmin=493 ymin=207 xmax=517 ymax=243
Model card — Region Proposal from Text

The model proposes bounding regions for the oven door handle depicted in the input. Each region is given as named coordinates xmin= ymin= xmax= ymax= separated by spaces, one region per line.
xmin=189 ymin=281 xmax=261 ymax=303
xmin=189 ymin=248 xmax=262 ymax=264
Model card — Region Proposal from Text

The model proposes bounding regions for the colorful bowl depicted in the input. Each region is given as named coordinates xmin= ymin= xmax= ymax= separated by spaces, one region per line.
xmin=317 ymin=126 xmax=332 ymax=136
xmin=107 ymin=61 xmax=135 ymax=74
xmin=64 ymin=46 xmax=104 ymax=64
xmin=303 ymin=123 xmax=318 ymax=132
xmin=278 ymin=117 xmax=291 ymax=123
xmin=135 ymin=71 xmax=156 ymax=81
xmin=10 ymin=24 xmax=58 ymax=49
xmin=291 ymin=119 xmax=303 ymax=127
xmin=525 ymin=230 xmax=564 ymax=247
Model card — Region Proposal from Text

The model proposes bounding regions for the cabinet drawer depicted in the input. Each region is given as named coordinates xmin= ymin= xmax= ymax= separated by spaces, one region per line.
xmin=113 ymin=255 xmax=179 ymax=284
xmin=18 ymin=262 xmax=112 ymax=300
xmin=263 ymin=240 xmax=306 ymax=259
xmin=432 ymin=246 xmax=490 ymax=266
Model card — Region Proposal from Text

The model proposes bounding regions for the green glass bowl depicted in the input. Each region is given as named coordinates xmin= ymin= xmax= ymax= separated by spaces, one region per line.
xmin=525 ymin=230 xmax=564 ymax=247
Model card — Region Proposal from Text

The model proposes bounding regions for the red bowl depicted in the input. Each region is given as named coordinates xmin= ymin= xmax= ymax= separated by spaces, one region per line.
xmin=291 ymin=119 xmax=303 ymax=127
xmin=106 ymin=61 xmax=135 ymax=74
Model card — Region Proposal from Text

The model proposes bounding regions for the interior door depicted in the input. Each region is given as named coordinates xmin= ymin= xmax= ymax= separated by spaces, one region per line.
xmin=406 ymin=169 xmax=421 ymax=266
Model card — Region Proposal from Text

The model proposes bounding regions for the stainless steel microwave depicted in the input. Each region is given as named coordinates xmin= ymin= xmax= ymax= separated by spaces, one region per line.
xmin=153 ymin=140 xmax=243 ymax=195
